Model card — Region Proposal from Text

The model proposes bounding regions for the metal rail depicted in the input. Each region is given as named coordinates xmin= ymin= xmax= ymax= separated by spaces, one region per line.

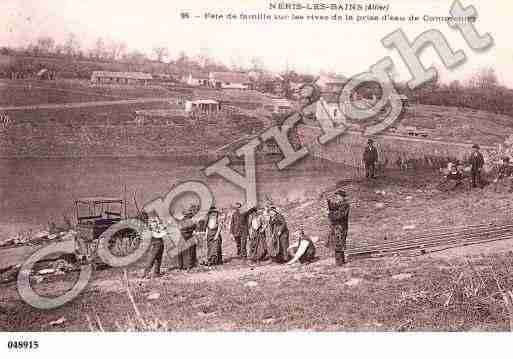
xmin=346 ymin=222 xmax=513 ymax=257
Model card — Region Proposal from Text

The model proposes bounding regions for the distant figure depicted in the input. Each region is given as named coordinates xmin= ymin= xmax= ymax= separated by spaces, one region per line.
xmin=266 ymin=206 xmax=290 ymax=263
xmin=204 ymin=205 xmax=223 ymax=266
xmin=494 ymin=156 xmax=513 ymax=192
xmin=326 ymin=190 xmax=350 ymax=266
xmin=177 ymin=206 xmax=198 ymax=270
xmin=229 ymin=202 xmax=249 ymax=258
xmin=447 ymin=161 xmax=464 ymax=183
xmin=439 ymin=161 xmax=464 ymax=191
xmin=248 ymin=208 xmax=268 ymax=262
xmin=469 ymin=144 xmax=485 ymax=188
xmin=142 ymin=215 xmax=165 ymax=278
xmin=363 ymin=139 xmax=378 ymax=179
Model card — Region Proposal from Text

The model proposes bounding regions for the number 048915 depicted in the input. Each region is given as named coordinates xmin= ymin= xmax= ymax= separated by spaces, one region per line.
xmin=7 ymin=340 xmax=39 ymax=350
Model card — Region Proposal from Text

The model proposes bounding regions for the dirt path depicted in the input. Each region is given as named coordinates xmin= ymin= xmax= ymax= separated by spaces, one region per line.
xmin=0 ymin=97 xmax=174 ymax=112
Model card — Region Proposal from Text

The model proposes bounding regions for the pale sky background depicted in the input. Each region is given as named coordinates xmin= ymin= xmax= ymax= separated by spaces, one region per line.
xmin=1 ymin=0 xmax=511 ymax=86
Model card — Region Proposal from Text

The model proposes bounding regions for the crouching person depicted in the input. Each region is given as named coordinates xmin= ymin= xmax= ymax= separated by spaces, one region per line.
xmin=287 ymin=229 xmax=316 ymax=264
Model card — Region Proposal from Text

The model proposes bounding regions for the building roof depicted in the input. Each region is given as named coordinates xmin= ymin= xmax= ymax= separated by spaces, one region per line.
xmin=91 ymin=71 xmax=153 ymax=80
xmin=189 ymin=99 xmax=219 ymax=105
xmin=76 ymin=197 xmax=123 ymax=204
xmin=317 ymin=74 xmax=348 ymax=88
xmin=188 ymin=70 xmax=210 ymax=79
xmin=321 ymin=92 xmax=341 ymax=104
xmin=210 ymin=72 xmax=251 ymax=84
xmin=37 ymin=69 xmax=49 ymax=76
xmin=135 ymin=109 xmax=188 ymax=117
xmin=271 ymin=98 xmax=292 ymax=107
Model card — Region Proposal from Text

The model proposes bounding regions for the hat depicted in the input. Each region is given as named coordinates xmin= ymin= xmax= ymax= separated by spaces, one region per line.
xmin=233 ymin=202 xmax=242 ymax=208
xmin=334 ymin=189 xmax=347 ymax=197
xmin=472 ymin=144 xmax=480 ymax=149
xmin=207 ymin=205 xmax=218 ymax=214
xmin=368 ymin=139 xmax=374 ymax=144
xmin=182 ymin=208 xmax=194 ymax=218
xmin=268 ymin=205 xmax=278 ymax=212
xmin=503 ymin=156 xmax=510 ymax=163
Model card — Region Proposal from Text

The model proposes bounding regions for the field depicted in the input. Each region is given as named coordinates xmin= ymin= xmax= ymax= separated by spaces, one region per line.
xmin=0 ymin=79 xmax=177 ymax=107
xmin=2 ymin=172 xmax=513 ymax=331
xmin=397 ymin=104 xmax=513 ymax=146
xmin=2 ymin=79 xmax=513 ymax=331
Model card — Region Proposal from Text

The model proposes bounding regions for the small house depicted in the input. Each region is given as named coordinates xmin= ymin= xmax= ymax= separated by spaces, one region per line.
xmin=183 ymin=71 xmax=210 ymax=87
xmin=209 ymin=72 xmax=251 ymax=90
xmin=91 ymin=71 xmax=152 ymax=85
xmin=185 ymin=99 xmax=221 ymax=114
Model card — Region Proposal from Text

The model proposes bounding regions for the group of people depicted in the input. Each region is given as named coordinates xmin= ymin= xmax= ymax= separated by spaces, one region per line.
xmin=365 ymin=137 xmax=488 ymax=190
xmin=141 ymin=205 xmax=224 ymax=278
xmin=141 ymin=191 xmax=352 ymax=278
xmin=440 ymin=144 xmax=486 ymax=190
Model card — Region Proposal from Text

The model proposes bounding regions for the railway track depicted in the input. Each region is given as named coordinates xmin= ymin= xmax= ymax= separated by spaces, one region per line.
xmin=346 ymin=222 xmax=513 ymax=258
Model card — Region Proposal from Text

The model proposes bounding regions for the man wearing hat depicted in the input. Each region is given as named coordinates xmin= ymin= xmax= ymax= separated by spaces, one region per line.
xmin=229 ymin=202 xmax=249 ymax=258
xmin=363 ymin=139 xmax=378 ymax=179
xmin=469 ymin=144 xmax=484 ymax=188
xmin=326 ymin=190 xmax=350 ymax=266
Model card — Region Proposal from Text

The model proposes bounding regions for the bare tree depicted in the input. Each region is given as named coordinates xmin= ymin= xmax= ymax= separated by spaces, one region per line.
xmin=469 ymin=67 xmax=498 ymax=89
xmin=64 ymin=33 xmax=80 ymax=58
xmin=153 ymin=46 xmax=169 ymax=62
xmin=93 ymin=37 xmax=106 ymax=60
xmin=125 ymin=50 xmax=148 ymax=65
xmin=108 ymin=41 xmax=126 ymax=61
xmin=36 ymin=37 xmax=55 ymax=55
xmin=250 ymin=56 xmax=265 ymax=71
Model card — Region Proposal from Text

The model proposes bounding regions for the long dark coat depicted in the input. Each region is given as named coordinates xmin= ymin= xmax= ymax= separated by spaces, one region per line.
xmin=363 ymin=145 xmax=378 ymax=164
xmin=266 ymin=212 xmax=290 ymax=263
xmin=326 ymin=198 xmax=350 ymax=252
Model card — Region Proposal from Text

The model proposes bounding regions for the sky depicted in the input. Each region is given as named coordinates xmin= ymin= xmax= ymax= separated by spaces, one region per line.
xmin=1 ymin=0 xmax=512 ymax=86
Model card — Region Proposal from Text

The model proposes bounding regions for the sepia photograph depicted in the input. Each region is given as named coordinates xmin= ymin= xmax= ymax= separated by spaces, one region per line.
xmin=0 ymin=0 xmax=512 ymax=356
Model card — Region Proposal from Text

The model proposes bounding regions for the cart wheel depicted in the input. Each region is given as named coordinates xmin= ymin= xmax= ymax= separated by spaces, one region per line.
xmin=108 ymin=229 xmax=141 ymax=258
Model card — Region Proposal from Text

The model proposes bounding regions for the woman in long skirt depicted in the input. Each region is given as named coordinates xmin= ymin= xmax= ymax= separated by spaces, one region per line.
xmin=177 ymin=207 xmax=198 ymax=270
xmin=248 ymin=209 xmax=268 ymax=262
xmin=204 ymin=206 xmax=223 ymax=266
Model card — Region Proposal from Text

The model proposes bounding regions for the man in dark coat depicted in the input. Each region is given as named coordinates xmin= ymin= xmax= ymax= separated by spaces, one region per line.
xmin=326 ymin=190 xmax=350 ymax=266
xmin=469 ymin=144 xmax=485 ymax=188
xmin=363 ymin=139 xmax=378 ymax=179
xmin=230 ymin=202 xmax=249 ymax=258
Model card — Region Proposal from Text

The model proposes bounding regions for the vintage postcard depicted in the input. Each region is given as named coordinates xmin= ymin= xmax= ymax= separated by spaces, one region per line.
xmin=0 ymin=0 xmax=512 ymax=357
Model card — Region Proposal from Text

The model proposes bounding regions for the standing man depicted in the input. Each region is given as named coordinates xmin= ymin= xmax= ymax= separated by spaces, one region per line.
xmin=470 ymin=144 xmax=485 ymax=189
xmin=142 ymin=214 xmax=165 ymax=278
xmin=229 ymin=202 xmax=249 ymax=258
xmin=326 ymin=190 xmax=350 ymax=266
xmin=363 ymin=139 xmax=379 ymax=179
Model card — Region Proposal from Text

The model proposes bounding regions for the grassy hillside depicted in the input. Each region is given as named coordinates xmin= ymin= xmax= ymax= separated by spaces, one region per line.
xmin=397 ymin=104 xmax=513 ymax=146
xmin=0 ymin=79 xmax=174 ymax=107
